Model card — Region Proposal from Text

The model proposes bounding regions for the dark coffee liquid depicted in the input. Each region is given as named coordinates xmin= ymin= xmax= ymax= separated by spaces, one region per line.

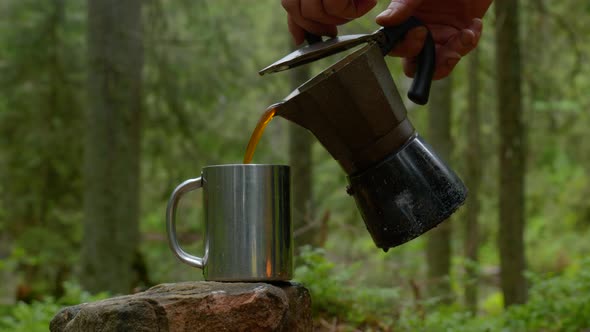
xmin=243 ymin=106 xmax=277 ymax=164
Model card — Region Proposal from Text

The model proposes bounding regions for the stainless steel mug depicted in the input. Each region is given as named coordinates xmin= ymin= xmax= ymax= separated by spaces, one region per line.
xmin=166 ymin=164 xmax=293 ymax=281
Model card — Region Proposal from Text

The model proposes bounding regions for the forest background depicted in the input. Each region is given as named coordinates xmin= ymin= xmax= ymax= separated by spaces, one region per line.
xmin=0 ymin=0 xmax=589 ymax=331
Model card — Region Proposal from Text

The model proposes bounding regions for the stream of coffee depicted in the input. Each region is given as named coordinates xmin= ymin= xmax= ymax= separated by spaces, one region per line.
xmin=243 ymin=105 xmax=277 ymax=163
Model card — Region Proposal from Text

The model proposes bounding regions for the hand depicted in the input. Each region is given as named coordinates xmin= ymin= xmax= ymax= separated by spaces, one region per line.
xmin=281 ymin=0 xmax=378 ymax=44
xmin=282 ymin=0 xmax=493 ymax=80
xmin=376 ymin=0 xmax=492 ymax=79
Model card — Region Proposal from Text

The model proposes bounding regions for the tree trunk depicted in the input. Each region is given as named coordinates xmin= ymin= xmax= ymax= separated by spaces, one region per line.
xmin=288 ymin=62 xmax=318 ymax=248
xmin=81 ymin=0 xmax=143 ymax=294
xmin=464 ymin=49 xmax=481 ymax=314
xmin=426 ymin=77 xmax=453 ymax=304
xmin=495 ymin=0 xmax=528 ymax=306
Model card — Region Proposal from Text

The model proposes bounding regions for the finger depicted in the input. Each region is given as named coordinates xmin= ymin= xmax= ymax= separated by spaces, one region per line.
xmin=403 ymin=57 xmax=459 ymax=80
xmin=402 ymin=46 xmax=461 ymax=80
xmin=282 ymin=0 xmax=300 ymax=15
xmin=322 ymin=0 xmax=378 ymax=19
xmin=432 ymin=47 xmax=461 ymax=80
xmin=388 ymin=26 xmax=427 ymax=57
xmin=444 ymin=29 xmax=476 ymax=56
xmin=288 ymin=15 xmax=306 ymax=45
xmin=428 ymin=24 xmax=460 ymax=45
xmin=432 ymin=56 xmax=460 ymax=80
xmin=301 ymin=0 xmax=350 ymax=25
xmin=442 ymin=19 xmax=483 ymax=56
xmin=428 ymin=19 xmax=483 ymax=44
xmin=469 ymin=18 xmax=483 ymax=43
xmin=376 ymin=0 xmax=424 ymax=26
xmin=283 ymin=0 xmax=339 ymax=37
xmin=293 ymin=18 xmax=338 ymax=38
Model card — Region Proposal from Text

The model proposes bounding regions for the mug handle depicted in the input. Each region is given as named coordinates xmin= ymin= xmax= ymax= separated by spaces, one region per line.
xmin=166 ymin=177 xmax=205 ymax=269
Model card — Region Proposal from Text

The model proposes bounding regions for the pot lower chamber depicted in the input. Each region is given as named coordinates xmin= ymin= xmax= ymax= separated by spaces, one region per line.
xmin=347 ymin=135 xmax=467 ymax=251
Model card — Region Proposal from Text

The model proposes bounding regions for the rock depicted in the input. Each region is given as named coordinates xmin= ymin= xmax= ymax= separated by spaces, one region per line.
xmin=50 ymin=281 xmax=311 ymax=332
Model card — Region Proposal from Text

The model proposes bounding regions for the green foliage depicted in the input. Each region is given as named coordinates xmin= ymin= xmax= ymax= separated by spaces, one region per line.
xmin=0 ymin=0 xmax=85 ymax=298
xmin=0 ymin=301 xmax=61 ymax=332
xmin=502 ymin=263 xmax=590 ymax=332
xmin=397 ymin=259 xmax=590 ymax=332
xmin=299 ymin=252 xmax=590 ymax=331
xmin=295 ymin=246 xmax=401 ymax=327
xmin=0 ymin=282 xmax=108 ymax=332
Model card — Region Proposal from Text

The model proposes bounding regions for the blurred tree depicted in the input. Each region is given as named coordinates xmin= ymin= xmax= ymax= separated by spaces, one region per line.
xmin=426 ymin=77 xmax=453 ymax=304
xmin=81 ymin=0 xmax=143 ymax=294
xmin=495 ymin=0 xmax=528 ymax=306
xmin=0 ymin=0 xmax=84 ymax=299
xmin=464 ymin=49 xmax=481 ymax=314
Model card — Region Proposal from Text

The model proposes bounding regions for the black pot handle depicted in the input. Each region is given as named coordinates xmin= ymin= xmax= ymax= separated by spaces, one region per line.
xmin=378 ymin=17 xmax=435 ymax=105
xmin=304 ymin=17 xmax=435 ymax=105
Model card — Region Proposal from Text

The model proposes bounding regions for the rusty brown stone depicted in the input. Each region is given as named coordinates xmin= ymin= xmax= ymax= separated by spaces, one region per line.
xmin=50 ymin=281 xmax=311 ymax=332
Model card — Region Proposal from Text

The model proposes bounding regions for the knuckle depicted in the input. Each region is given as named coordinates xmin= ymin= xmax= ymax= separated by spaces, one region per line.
xmin=281 ymin=0 xmax=298 ymax=11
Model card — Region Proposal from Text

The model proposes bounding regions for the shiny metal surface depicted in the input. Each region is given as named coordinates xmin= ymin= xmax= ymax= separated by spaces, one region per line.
xmin=166 ymin=164 xmax=292 ymax=281
xmin=259 ymin=33 xmax=372 ymax=75
xmin=347 ymin=135 xmax=467 ymax=250
xmin=166 ymin=177 xmax=204 ymax=268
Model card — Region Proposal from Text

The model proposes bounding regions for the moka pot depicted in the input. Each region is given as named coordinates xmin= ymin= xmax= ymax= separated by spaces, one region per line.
xmin=260 ymin=18 xmax=467 ymax=251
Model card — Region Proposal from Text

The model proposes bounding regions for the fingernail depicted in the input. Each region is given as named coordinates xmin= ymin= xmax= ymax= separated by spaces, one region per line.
xmin=376 ymin=8 xmax=393 ymax=20
xmin=461 ymin=30 xmax=475 ymax=46
xmin=471 ymin=18 xmax=483 ymax=31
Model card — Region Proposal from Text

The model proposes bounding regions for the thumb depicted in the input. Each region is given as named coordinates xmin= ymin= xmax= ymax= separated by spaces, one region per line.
xmin=376 ymin=0 xmax=424 ymax=26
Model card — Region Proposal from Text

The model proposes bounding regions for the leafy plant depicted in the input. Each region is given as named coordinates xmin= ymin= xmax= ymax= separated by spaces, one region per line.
xmin=398 ymin=259 xmax=590 ymax=332
xmin=295 ymin=246 xmax=401 ymax=327
xmin=296 ymin=246 xmax=590 ymax=332
xmin=0 ymin=282 xmax=108 ymax=332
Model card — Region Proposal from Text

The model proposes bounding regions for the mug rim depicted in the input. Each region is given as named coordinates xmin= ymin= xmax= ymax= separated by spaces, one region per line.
xmin=203 ymin=163 xmax=289 ymax=170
